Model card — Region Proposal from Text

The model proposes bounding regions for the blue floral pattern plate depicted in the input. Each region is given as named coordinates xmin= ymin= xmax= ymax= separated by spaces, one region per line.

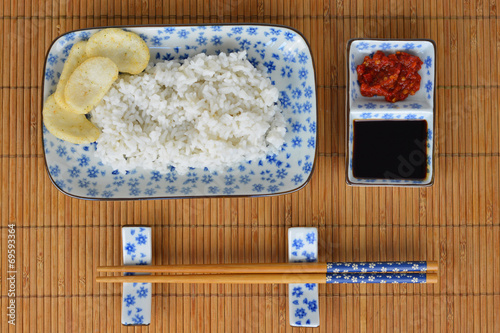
xmin=346 ymin=39 xmax=436 ymax=186
xmin=42 ymin=24 xmax=317 ymax=199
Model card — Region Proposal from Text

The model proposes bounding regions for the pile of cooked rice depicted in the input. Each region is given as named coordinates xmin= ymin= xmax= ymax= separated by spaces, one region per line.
xmin=91 ymin=51 xmax=286 ymax=175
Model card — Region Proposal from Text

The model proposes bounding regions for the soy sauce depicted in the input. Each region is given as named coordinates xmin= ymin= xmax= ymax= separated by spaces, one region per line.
xmin=352 ymin=120 xmax=428 ymax=180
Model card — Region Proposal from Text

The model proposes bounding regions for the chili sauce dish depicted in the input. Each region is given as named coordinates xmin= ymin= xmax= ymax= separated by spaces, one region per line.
xmin=345 ymin=39 xmax=436 ymax=186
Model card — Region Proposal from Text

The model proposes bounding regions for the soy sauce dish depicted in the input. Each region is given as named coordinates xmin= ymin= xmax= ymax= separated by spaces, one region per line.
xmin=345 ymin=39 xmax=436 ymax=186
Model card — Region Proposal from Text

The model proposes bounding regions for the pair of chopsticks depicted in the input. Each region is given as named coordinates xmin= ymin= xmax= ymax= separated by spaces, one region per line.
xmin=96 ymin=261 xmax=438 ymax=284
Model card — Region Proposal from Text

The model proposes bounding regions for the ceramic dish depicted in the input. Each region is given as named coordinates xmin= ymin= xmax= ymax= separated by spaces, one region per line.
xmin=345 ymin=39 xmax=436 ymax=186
xmin=42 ymin=24 xmax=317 ymax=199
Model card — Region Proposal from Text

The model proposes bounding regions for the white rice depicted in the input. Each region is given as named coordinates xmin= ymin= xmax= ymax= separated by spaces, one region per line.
xmin=91 ymin=51 xmax=286 ymax=175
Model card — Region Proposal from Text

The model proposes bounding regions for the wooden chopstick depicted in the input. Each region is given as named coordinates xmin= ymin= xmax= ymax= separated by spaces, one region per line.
xmin=97 ymin=261 xmax=438 ymax=274
xmin=98 ymin=263 xmax=327 ymax=274
xmin=96 ymin=272 xmax=438 ymax=284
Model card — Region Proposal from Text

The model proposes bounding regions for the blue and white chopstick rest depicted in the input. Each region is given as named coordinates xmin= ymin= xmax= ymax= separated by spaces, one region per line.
xmin=121 ymin=227 xmax=152 ymax=325
xmin=288 ymin=227 xmax=319 ymax=327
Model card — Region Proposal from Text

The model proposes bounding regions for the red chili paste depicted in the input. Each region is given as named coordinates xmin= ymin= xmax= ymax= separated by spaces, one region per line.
xmin=356 ymin=50 xmax=423 ymax=103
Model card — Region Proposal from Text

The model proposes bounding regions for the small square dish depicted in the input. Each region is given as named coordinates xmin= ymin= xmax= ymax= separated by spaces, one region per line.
xmin=348 ymin=39 xmax=435 ymax=110
xmin=345 ymin=39 xmax=436 ymax=186
xmin=347 ymin=111 xmax=434 ymax=185
xmin=42 ymin=24 xmax=317 ymax=199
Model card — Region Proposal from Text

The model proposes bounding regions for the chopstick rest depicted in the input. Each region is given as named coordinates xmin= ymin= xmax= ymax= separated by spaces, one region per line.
xmin=288 ymin=227 xmax=319 ymax=328
xmin=121 ymin=227 xmax=152 ymax=326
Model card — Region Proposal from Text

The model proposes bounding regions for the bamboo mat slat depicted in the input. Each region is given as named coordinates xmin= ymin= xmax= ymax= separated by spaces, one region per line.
xmin=1 ymin=0 xmax=500 ymax=332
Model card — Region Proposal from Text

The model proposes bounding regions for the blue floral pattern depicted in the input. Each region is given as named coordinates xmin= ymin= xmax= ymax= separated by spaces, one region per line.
xmin=288 ymin=227 xmax=319 ymax=327
xmin=122 ymin=227 xmax=152 ymax=325
xmin=43 ymin=25 xmax=316 ymax=199
xmin=326 ymin=261 xmax=430 ymax=273
xmin=326 ymin=273 xmax=428 ymax=284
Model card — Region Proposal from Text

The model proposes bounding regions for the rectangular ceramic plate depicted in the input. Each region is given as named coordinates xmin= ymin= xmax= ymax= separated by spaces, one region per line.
xmin=42 ymin=24 xmax=317 ymax=200
xmin=345 ymin=39 xmax=436 ymax=186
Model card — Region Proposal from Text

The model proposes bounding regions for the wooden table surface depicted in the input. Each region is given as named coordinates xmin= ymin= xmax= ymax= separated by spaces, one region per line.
xmin=1 ymin=0 xmax=499 ymax=332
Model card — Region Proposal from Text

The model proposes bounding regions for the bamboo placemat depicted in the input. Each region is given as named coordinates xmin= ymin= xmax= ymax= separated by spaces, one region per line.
xmin=1 ymin=0 xmax=499 ymax=332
